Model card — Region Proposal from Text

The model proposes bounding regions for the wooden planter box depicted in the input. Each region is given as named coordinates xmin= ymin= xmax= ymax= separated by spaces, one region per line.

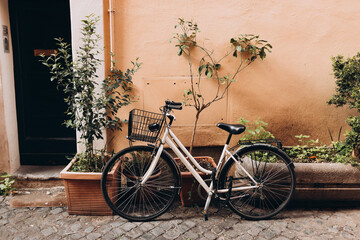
xmin=175 ymin=156 xmax=217 ymax=207
xmin=60 ymin=158 xmax=115 ymax=216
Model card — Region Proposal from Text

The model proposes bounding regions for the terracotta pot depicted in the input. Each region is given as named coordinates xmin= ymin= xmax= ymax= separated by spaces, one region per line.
xmin=60 ymin=157 xmax=117 ymax=216
xmin=175 ymin=156 xmax=217 ymax=207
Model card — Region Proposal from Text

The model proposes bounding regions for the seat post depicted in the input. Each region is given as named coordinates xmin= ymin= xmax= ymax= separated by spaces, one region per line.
xmin=226 ymin=133 xmax=233 ymax=145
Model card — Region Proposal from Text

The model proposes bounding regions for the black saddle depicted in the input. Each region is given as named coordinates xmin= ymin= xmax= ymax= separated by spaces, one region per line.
xmin=217 ymin=123 xmax=246 ymax=135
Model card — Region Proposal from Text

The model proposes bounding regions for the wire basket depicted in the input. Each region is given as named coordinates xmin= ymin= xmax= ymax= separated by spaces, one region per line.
xmin=127 ymin=109 xmax=166 ymax=143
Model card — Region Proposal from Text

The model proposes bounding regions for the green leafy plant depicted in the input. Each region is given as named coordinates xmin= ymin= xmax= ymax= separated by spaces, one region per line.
xmin=0 ymin=173 xmax=15 ymax=196
xmin=237 ymin=117 xmax=275 ymax=141
xmin=285 ymin=135 xmax=354 ymax=165
xmin=40 ymin=15 xmax=141 ymax=172
xmin=171 ymin=18 xmax=272 ymax=153
xmin=327 ymin=53 xmax=360 ymax=160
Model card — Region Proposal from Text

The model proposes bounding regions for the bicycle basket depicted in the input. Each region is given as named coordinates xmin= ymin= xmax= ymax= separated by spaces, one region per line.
xmin=127 ymin=109 xmax=165 ymax=143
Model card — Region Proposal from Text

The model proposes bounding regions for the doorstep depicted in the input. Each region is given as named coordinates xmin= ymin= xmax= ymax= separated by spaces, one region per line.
xmin=9 ymin=165 xmax=67 ymax=208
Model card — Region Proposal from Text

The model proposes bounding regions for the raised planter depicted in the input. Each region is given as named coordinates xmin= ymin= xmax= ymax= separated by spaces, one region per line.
xmin=175 ymin=156 xmax=217 ymax=207
xmin=60 ymin=158 xmax=116 ymax=216
xmin=293 ymin=163 xmax=360 ymax=201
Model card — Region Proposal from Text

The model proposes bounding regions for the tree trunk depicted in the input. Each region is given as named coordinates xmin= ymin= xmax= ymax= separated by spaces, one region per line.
xmin=189 ymin=112 xmax=201 ymax=155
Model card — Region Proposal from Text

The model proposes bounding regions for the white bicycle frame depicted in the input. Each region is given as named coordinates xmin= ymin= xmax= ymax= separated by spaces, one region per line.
xmin=141 ymin=126 xmax=260 ymax=201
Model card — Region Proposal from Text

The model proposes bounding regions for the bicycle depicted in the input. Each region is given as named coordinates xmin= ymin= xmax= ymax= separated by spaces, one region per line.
xmin=101 ymin=100 xmax=296 ymax=221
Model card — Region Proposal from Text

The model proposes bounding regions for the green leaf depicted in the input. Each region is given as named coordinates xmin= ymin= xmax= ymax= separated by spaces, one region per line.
xmin=236 ymin=46 xmax=242 ymax=52
xmin=177 ymin=48 xmax=183 ymax=56
xmin=207 ymin=68 xmax=213 ymax=78
xmin=248 ymin=130 xmax=255 ymax=135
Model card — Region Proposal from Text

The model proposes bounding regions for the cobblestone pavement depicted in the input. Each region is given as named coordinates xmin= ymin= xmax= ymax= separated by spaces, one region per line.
xmin=1 ymin=196 xmax=360 ymax=240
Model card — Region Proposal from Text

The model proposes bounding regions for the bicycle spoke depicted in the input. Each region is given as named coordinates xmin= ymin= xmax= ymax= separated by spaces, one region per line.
xmin=219 ymin=145 xmax=295 ymax=220
xmin=102 ymin=146 xmax=179 ymax=221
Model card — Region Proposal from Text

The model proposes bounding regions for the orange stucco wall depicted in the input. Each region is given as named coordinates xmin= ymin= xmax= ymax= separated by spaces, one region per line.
xmin=103 ymin=0 xmax=359 ymax=151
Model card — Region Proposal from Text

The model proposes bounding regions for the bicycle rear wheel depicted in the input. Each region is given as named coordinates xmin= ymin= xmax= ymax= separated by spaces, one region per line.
xmin=101 ymin=146 xmax=180 ymax=221
xmin=218 ymin=144 xmax=295 ymax=220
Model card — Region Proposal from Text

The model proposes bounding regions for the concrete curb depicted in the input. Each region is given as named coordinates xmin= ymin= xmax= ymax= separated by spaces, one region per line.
xmin=293 ymin=163 xmax=360 ymax=201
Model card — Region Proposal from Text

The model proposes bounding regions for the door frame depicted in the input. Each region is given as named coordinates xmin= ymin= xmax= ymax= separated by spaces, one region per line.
xmin=2 ymin=0 xmax=106 ymax=172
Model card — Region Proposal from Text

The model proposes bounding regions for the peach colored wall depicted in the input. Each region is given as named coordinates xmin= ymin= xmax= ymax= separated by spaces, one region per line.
xmin=104 ymin=0 xmax=359 ymax=151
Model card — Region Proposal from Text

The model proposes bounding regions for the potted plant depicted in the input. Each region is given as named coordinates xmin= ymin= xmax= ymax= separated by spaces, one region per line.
xmin=171 ymin=18 xmax=272 ymax=154
xmin=40 ymin=15 xmax=141 ymax=215
xmin=327 ymin=53 xmax=360 ymax=161
xmin=174 ymin=157 xmax=217 ymax=207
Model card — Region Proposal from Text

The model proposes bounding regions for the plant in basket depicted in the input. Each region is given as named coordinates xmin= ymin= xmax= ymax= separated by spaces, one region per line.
xmin=39 ymin=15 xmax=141 ymax=215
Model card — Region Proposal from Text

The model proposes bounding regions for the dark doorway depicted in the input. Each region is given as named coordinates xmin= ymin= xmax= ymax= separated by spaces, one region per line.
xmin=9 ymin=0 xmax=76 ymax=165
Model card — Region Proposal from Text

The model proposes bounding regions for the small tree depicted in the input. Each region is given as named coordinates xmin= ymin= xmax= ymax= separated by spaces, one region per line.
xmin=171 ymin=18 xmax=272 ymax=153
xmin=328 ymin=53 xmax=360 ymax=159
xmin=40 ymin=15 xmax=141 ymax=171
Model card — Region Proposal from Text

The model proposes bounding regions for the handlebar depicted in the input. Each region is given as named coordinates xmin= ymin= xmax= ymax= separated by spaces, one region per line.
xmin=165 ymin=100 xmax=182 ymax=110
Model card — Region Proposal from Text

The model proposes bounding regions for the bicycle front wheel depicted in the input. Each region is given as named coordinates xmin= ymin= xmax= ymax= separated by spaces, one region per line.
xmin=101 ymin=146 xmax=180 ymax=221
xmin=218 ymin=144 xmax=295 ymax=220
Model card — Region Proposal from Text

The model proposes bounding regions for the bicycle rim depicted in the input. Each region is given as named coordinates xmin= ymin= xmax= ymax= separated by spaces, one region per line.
xmin=101 ymin=146 xmax=179 ymax=221
xmin=219 ymin=144 xmax=295 ymax=220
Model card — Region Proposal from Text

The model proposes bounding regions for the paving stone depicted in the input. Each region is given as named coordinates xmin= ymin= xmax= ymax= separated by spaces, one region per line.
xmin=102 ymin=231 xmax=118 ymax=240
xmin=0 ymin=219 xmax=9 ymax=226
xmin=86 ymin=232 xmax=102 ymax=240
xmin=175 ymin=222 xmax=190 ymax=234
xmin=71 ymin=222 xmax=82 ymax=232
xmin=159 ymin=221 xmax=173 ymax=231
xmin=41 ymin=227 xmax=56 ymax=237
xmin=223 ymin=229 xmax=239 ymax=238
xmin=150 ymin=226 xmax=165 ymax=237
xmin=50 ymin=208 xmax=64 ymax=214
xmin=139 ymin=232 xmax=156 ymax=240
xmin=139 ymin=222 xmax=155 ymax=232
xmin=70 ymin=233 xmax=85 ymax=239
xmin=340 ymin=231 xmax=354 ymax=239
xmin=84 ymin=226 xmax=95 ymax=233
xmin=126 ymin=228 xmax=144 ymax=239
xmin=121 ymin=222 xmax=137 ymax=231
xmin=203 ymin=231 xmax=217 ymax=240
xmin=2 ymin=197 xmax=360 ymax=240
xmin=183 ymin=220 xmax=196 ymax=229
xmin=247 ymin=225 xmax=263 ymax=237
xmin=327 ymin=226 xmax=339 ymax=234
xmin=110 ymin=221 xmax=123 ymax=229
xmin=273 ymin=237 xmax=290 ymax=240
xmin=112 ymin=227 xmax=125 ymax=236
xmin=259 ymin=228 xmax=277 ymax=239
xmin=183 ymin=230 xmax=199 ymax=240
xmin=162 ymin=228 xmax=181 ymax=239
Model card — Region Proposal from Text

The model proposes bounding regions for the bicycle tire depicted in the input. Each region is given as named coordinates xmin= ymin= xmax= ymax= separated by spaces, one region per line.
xmin=218 ymin=144 xmax=296 ymax=220
xmin=101 ymin=145 xmax=180 ymax=221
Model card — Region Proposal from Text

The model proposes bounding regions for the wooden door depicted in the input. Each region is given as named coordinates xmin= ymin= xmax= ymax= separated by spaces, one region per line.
xmin=9 ymin=0 xmax=76 ymax=165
